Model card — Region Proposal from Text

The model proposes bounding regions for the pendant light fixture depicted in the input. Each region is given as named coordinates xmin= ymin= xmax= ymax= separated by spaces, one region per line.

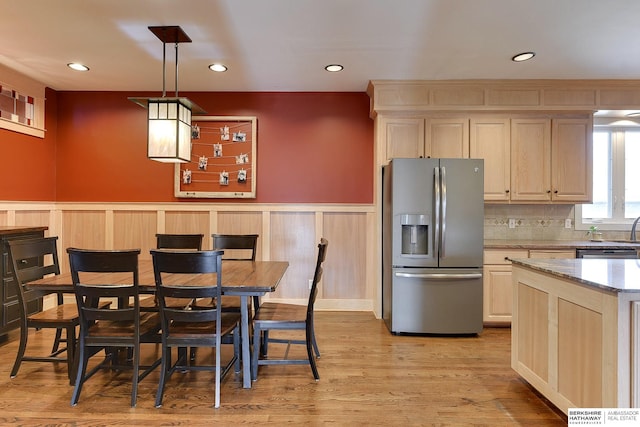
xmin=129 ymin=26 xmax=205 ymax=163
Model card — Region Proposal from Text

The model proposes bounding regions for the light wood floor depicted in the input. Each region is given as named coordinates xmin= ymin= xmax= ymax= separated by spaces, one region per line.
xmin=0 ymin=312 xmax=565 ymax=426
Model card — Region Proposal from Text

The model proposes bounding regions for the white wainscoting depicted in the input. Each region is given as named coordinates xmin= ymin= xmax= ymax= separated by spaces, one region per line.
xmin=0 ymin=201 xmax=379 ymax=315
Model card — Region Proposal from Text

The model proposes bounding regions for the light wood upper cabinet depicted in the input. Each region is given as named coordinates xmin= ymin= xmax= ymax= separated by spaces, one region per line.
xmin=510 ymin=118 xmax=552 ymax=201
xmin=425 ymin=118 xmax=469 ymax=158
xmin=382 ymin=117 xmax=470 ymax=162
xmin=470 ymin=118 xmax=511 ymax=201
xmin=510 ymin=117 xmax=592 ymax=203
xmin=551 ymin=118 xmax=592 ymax=203
xmin=382 ymin=117 xmax=425 ymax=160
xmin=379 ymin=112 xmax=592 ymax=204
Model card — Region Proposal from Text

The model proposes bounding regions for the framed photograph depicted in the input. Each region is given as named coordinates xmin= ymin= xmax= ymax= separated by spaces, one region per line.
xmin=174 ymin=116 xmax=257 ymax=198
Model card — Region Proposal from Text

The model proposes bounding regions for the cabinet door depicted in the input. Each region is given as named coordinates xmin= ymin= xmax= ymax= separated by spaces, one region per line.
xmin=510 ymin=118 xmax=551 ymax=201
xmin=483 ymin=265 xmax=514 ymax=324
xmin=382 ymin=118 xmax=425 ymax=161
xmin=470 ymin=118 xmax=511 ymax=201
xmin=551 ymin=118 xmax=593 ymax=203
xmin=425 ymin=118 xmax=469 ymax=158
xmin=483 ymin=249 xmax=528 ymax=325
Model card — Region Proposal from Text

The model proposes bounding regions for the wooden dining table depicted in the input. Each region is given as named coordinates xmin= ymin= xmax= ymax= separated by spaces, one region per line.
xmin=25 ymin=259 xmax=289 ymax=389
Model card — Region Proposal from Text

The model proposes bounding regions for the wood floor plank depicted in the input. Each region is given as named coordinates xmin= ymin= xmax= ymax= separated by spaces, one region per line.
xmin=0 ymin=311 xmax=566 ymax=425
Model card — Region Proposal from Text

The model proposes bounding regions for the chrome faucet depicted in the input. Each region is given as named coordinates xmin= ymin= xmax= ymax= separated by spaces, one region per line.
xmin=631 ymin=216 xmax=640 ymax=242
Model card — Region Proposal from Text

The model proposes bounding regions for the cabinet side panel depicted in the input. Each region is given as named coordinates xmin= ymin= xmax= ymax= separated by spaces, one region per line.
xmin=558 ymin=298 xmax=603 ymax=408
xmin=517 ymin=283 xmax=549 ymax=380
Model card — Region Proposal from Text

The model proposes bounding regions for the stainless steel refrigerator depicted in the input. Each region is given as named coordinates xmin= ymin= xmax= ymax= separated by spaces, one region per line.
xmin=382 ymin=158 xmax=484 ymax=334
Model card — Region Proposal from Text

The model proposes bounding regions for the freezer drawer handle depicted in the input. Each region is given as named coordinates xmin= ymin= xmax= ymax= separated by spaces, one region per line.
xmin=395 ymin=272 xmax=482 ymax=280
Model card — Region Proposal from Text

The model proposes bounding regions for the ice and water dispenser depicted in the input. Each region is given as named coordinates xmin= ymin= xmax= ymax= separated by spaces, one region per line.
xmin=400 ymin=214 xmax=429 ymax=256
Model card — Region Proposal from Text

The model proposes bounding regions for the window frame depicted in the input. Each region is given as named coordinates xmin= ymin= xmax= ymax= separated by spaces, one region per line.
xmin=0 ymin=64 xmax=45 ymax=138
xmin=575 ymin=119 xmax=640 ymax=231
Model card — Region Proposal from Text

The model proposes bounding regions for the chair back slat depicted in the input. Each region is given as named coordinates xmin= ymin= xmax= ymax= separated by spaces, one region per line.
xmin=212 ymin=234 xmax=258 ymax=261
xmin=68 ymin=249 xmax=139 ymax=273
xmin=164 ymin=307 xmax=218 ymax=323
xmin=82 ymin=306 xmax=136 ymax=322
xmin=156 ymin=234 xmax=203 ymax=251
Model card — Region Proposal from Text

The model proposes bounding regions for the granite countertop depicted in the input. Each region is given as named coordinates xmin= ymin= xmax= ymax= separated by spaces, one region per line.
xmin=511 ymin=257 xmax=640 ymax=293
xmin=485 ymin=239 xmax=640 ymax=250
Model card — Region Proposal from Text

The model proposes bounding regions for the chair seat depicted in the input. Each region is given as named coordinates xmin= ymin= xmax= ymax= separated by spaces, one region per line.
xmin=28 ymin=300 xmax=112 ymax=325
xmin=28 ymin=303 xmax=79 ymax=325
xmin=254 ymin=302 xmax=306 ymax=324
xmin=169 ymin=313 xmax=241 ymax=338
xmin=87 ymin=312 xmax=160 ymax=337
xmin=138 ymin=296 xmax=157 ymax=310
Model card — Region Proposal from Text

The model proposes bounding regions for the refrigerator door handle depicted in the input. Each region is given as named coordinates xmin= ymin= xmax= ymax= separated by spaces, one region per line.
xmin=395 ymin=272 xmax=482 ymax=280
xmin=440 ymin=166 xmax=447 ymax=257
xmin=434 ymin=166 xmax=440 ymax=256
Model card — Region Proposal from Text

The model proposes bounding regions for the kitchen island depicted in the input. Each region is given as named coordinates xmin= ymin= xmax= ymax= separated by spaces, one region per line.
xmin=511 ymin=257 xmax=640 ymax=414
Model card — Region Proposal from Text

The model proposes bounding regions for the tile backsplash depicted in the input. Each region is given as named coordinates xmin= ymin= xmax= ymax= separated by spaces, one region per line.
xmin=484 ymin=204 xmax=630 ymax=241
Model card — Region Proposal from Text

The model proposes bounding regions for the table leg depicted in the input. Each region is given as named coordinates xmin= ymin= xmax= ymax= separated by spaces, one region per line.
xmin=240 ymin=295 xmax=251 ymax=389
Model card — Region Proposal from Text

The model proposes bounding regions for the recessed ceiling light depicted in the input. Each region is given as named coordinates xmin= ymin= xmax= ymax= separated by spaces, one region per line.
xmin=511 ymin=52 xmax=535 ymax=62
xmin=324 ymin=64 xmax=343 ymax=72
xmin=67 ymin=63 xmax=89 ymax=71
xmin=208 ymin=63 xmax=228 ymax=72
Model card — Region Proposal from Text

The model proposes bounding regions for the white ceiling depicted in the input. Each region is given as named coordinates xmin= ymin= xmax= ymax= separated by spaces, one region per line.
xmin=3 ymin=0 xmax=640 ymax=93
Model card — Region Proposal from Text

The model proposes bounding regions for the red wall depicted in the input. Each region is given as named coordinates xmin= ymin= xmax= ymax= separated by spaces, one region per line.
xmin=53 ymin=91 xmax=373 ymax=203
xmin=0 ymin=88 xmax=58 ymax=200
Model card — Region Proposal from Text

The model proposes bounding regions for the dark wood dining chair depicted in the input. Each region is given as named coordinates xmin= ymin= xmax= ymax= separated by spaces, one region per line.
xmin=140 ymin=234 xmax=204 ymax=312
xmin=67 ymin=248 xmax=161 ymax=408
xmin=251 ymin=238 xmax=328 ymax=381
xmin=212 ymin=233 xmax=259 ymax=312
xmin=8 ymin=236 xmax=78 ymax=384
xmin=150 ymin=249 xmax=241 ymax=409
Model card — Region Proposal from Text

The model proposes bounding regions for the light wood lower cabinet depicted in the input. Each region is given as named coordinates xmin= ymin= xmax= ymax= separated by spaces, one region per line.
xmin=483 ymin=248 xmax=575 ymax=325
xmin=511 ymin=264 xmax=636 ymax=414
xmin=483 ymin=249 xmax=528 ymax=325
